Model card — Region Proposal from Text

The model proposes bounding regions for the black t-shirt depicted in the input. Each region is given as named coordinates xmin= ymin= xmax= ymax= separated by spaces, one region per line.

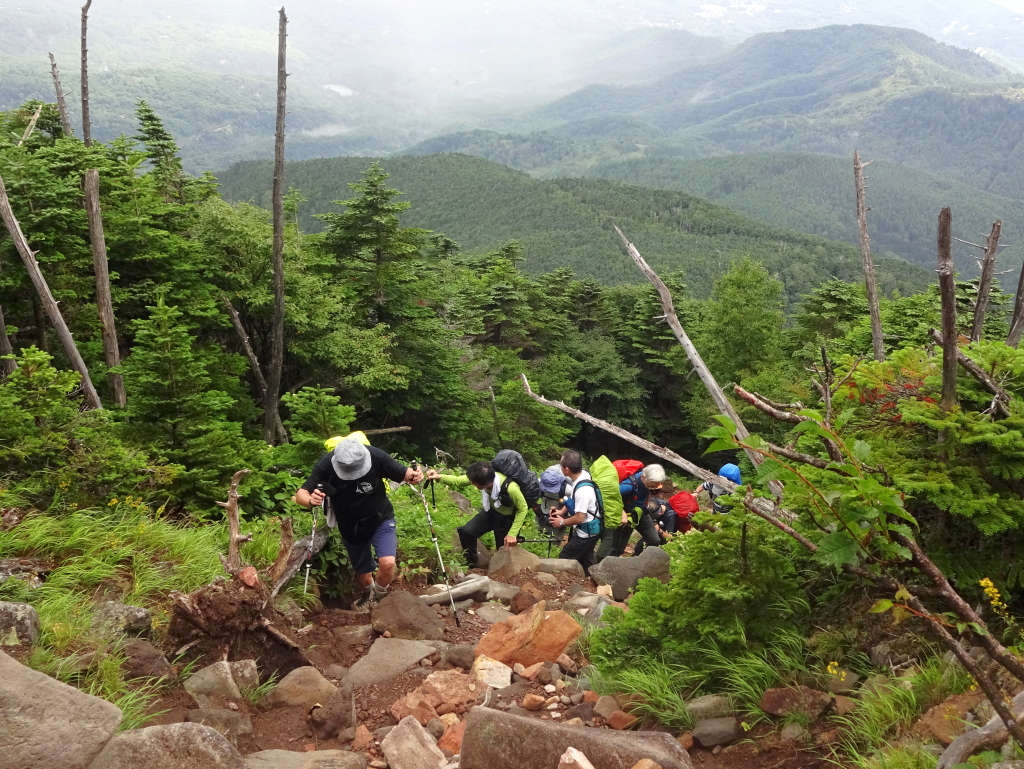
xmin=301 ymin=447 xmax=408 ymax=543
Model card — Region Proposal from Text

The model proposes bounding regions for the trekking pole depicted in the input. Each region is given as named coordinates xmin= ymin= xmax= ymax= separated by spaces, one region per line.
xmin=410 ymin=461 xmax=460 ymax=627
xmin=304 ymin=483 xmax=322 ymax=594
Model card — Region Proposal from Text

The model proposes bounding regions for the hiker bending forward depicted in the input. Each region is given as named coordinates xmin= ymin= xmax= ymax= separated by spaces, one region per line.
xmin=599 ymin=463 xmax=667 ymax=558
xmin=297 ymin=438 xmax=423 ymax=609
xmin=426 ymin=461 xmax=529 ymax=567
xmin=548 ymin=450 xmax=601 ymax=576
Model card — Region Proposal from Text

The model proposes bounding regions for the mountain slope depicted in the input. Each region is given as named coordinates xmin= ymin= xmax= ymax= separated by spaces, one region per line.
xmin=215 ymin=152 xmax=930 ymax=301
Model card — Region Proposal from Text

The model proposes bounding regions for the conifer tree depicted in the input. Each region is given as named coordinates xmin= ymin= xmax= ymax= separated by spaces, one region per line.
xmin=132 ymin=101 xmax=185 ymax=199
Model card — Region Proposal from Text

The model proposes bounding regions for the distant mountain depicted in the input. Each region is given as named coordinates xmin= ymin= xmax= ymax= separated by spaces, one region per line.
xmin=215 ymin=152 xmax=930 ymax=302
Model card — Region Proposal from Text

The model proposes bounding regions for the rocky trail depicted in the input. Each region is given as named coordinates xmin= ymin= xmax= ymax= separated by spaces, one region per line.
xmin=5 ymin=542 xmax=855 ymax=769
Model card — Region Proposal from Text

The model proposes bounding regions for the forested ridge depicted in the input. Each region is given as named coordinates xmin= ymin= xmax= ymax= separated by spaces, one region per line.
xmin=5 ymin=80 xmax=1024 ymax=769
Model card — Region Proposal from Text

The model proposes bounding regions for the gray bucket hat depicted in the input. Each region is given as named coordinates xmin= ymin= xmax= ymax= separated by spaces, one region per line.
xmin=331 ymin=439 xmax=372 ymax=480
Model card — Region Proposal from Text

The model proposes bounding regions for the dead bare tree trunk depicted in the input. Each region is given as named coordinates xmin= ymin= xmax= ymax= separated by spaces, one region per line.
xmin=223 ymin=295 xmax=287 ymax=442
xmin=80 ymin=0 xmax=93 ymax=147
xmin=971 ymin=220 xmax=1002 ymax=343
xmin=929 ymin=329 xmax=1010 ymax=418
xmin=854 ymin=151 xmax=885 ymax=362
xmin=48 ymin=54 xmax=74 ymax=138
xmin=264 ymin=6 xmax=288 ymax=444
xmin=17 ymin=105 xmax=43 ymax=147
xmin=937 ymin=208 xmax=958 ymax=412
xmin=84 ymin=169 xmax=125 ymax=407
xmin=0 ymin=303 xmax=17 ymax=376
xmin=0 ymin=173 xmax=102 ymax=409
xmin=1008 ymin=259 xmax=1024 ymax=348
xmin=489 ymin=386 xmax=504 ymax=447
xmin=217 ymin=469 xmax=253 ymax=575
xmin=615 ymin=226 xmax=782 ymax=497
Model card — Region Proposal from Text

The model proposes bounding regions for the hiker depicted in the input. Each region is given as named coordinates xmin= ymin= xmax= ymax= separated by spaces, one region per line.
xmin=693 ymin=463 xmax=742 ymax=514
xmin=425 ymin=450 xmax=536 ymax=568
xmin=548 ymin=450 xmax=602 ymax=575
xmin=598 ymin=463 xmax=667 ymax=558
xmin=296 ymin=438 xmax=423 ymax=609
xmin=633 ymin=497 xmax=677 ymax=556
xmin=538 ymin=464 xmax=569 ymax=541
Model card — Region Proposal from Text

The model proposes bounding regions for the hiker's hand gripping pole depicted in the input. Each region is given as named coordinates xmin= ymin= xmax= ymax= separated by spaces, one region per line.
xmin=410 ymin=461 xmax=460 ymax=626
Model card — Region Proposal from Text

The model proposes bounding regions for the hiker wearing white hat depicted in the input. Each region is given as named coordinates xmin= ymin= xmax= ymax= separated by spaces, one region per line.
xmin=297 ymin=438 xmax=423 ymax=609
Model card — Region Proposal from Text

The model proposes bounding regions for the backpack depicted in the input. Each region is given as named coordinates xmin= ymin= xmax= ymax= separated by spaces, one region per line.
xmin=620 ymin=470 xmax=649 ymax=524
xmin=669 ymin=491 xmax=699 ymax=533
xmin=570 ymin=478 xmax=605 ymax=536
xmin=612 ymin=459 xmax=644 ymax=482
xmin=493 ymin=449 xmax=542 ymax=512
xmin=589 ymin=456 xmax=625 ymax=534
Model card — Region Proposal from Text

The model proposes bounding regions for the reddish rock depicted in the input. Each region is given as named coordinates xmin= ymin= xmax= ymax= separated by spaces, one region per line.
xmin=631 ymin=761 xmax=662 ymax=769
xmin=520 ymin=662 xmax=545 ymax=680
xmin=475 ymin=602 xmax=583 ymax=668
xmin=557 ymin=654 xmax=578 ymax=674
xmin=390 ymin=691 xmax=439 ymax=726
xmin=912 ymin=692 xmax=985 ymax=745
xmin=523 ymin=694 xmax=546 ymax=711
xmin=238 ymin=566 xmax=259 ymax=587
xmin=418 ymin=669 xmax=480 ymax=711
xmin=759 ymin=686 xmax=832 ymax=718
xmin=677 ymin=733 xmax=693 ymax=751
xmin=438 ymin=719 xmax=467 ymax=754
xmin=303 ymin=743 xmax=317 ymax=752
xmin=521 ymin=582 xmax=545 ymax=599
xmin=351 ymin=724 xmax=374 ymax=750
xmin=511 ymin=591 xmax=539 ymax=615
xmin=607 ymin=711 xmax=638 ymax=730
xmin=583 ymin=691 xmax=600 ymax=704
xmin=834 ymin=695 xmax=857 ymax=717
xmin=816 ymin=729 xmax=841 ymax=747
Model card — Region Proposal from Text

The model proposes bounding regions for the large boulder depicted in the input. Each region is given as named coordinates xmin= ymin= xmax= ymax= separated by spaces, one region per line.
xmin=184 ymin=661 xmax=244 ymax=702
xmin=87 ymin=722 xmax=246 ymax=769
xmin=348 ymin=637 xmax=435 ymax=688
xmin=458 ymin=706 xmax=694 ymax=769
xmin=372 ymin=591 xmax=445 ymax=641
xmin=691 ymin=717 xmax=738 ymax=748
xmin=310 ymin=679 xmax=357 ymax=741
xmin=759 ymin=686 xmax=832 ymax=719
xmin=475 ymin=601 xmax=582 ymax=667
xmin=589 ymin=548 xmax=670 ymax=602
xmin=92 ymin=600 xmax=152 ymax=638
xmin=381 ymin=716 xmax=447 ymax=769
xmin=185 ymin=707 xmax=253 ymax=747
xmin=122 ymin=639 xmax=173 ymax=680
xmin=245 ymin=750 xmax=367 ymax=769
xmin=266 ymin=666 xmax=338 ymax=710
xmin=539 ymin=559 xmax=586 ymax=578
xmin=912 ymin=692 xmax=986 ymax=745
xmin=0 ymin=649 xmax=122 ymax=769
xmin=488 ymin=547 xmax=541 ymax=580
xmin=0 ymin=600 xmax=40 ymax=646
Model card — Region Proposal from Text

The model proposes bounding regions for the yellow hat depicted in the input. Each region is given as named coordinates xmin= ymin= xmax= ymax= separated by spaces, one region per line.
xmin=325 ymin=431 xmax=370 ymax=451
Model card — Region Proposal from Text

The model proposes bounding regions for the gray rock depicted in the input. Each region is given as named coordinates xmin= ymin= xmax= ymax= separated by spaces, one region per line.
xmin=0 ymin=649 xmax=122 ymax=769
xmin=381 ymin=716 xmax=447 ymax=769
xmin=869 ymin=641 xmax=910 ymax=669
xmin=780 ymin=722 xmax=808 ymax=742
xmin=246 ymin=750 xmax=368 ymax=769
xmin=475 ymin=602 xmax=513 ymax=625
xmin=692 ymin=716 xmax=738 ymax=748
xmin=0 ymin=600 xmax=40 ymax=646
xmin=447 ymin=644 xmax=476 ymax=671
xmin=861 ymin=674 xmax=892 ymax=698
xmin=824 ymin=669 xmax=860 ymax=695
xmin=229 ymin=659 xmax=259 ymax=697
xmin=326 ymin=664 xmax=350 ymax=680
xmin=538 ymin=559 xmax=586 ymax=577
xmin=594 ymin=695 xmax=619 ymax=720
xmin=535 ymin=572 xmax=558 ymax=585
xmin=122 ymin=639 xmax=172 ymax=680
xmin=426 ymin=718 xmax=446 ymax=740
xmin=421 ymin=576 xmax=491 ymax=606
xmin=92 ymin=600 xmax=152 ymax=638
xmin=333 ymin=624 xmax=374 ymax=646
xmin=685 ymin=694 xmax=732 ymax=721
xmin=266 ymin=666 xmax=338 ymax=710
xmin=375 ymin=726 xmax=397 ymax=741
xmin=184 ymin=661 xmax=243 ymax=702
xmin=459 ymin=706 xmax=694 ymax=769
xmin=274 ymin=595 xmax=305 ymax=628
xmin=88 ymin=722 xmax=246 ymax=769
xmin=589 ymin=548 xmax=670 ymax=601
xmin=488 ymin=547 xmax=541 ymax=580
xmin=185 ymin=707 xmax=253 ymax=746
xmin=311 ymin=679 xmax=357 ymax=741
xmin=563 ymin=593 xmax=602 ymax=611
xmin=348 ymin=638 xmax=435 ymax=688
xmin=373 ymin=591 xmax=446 ymax=641
xmin=566 ymin=702 xmax=595 ymax=722
xmin=567 ymin=583 xmax=587 ymax=596
xmin=488 ymin=582 xmax=520 ymax=604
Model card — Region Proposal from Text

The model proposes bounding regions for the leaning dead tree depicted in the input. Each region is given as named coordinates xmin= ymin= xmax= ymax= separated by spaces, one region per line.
xmin=937 ymin=208 xmax=958 ymax=412
xmin=854 ymin=151 xmax=885 ymax=362
xmin=168 ymin=468 xmax=327 ymax=676
xmin=16 ymin=105 xmax=43 ymax=147
xmin=263 ymin=6 xmax=288 ymax=444
xmin=0 ymin=303 xmax=17 ymax=376
xmin=615 ymin=226 xmax=783 ymax=497
xmin=223 ymin=296 xmax=287 ymax=442
xmin=970 ymin=220 xmax=1002 ymax=343
xmin=48 ymin=54 xmax=74 ymax=138
xmin=80 ymin=0 xmax=93 ymax=146
xmin=929 ymin=329 xmax=1011 ymax=418
xmin=0 ymin=172 xmax=102 ymax=410
xmin=1009 ymin=258 xmax=1024 ymax=348
xmin=84 ymin=169 xmax=125 ymax=407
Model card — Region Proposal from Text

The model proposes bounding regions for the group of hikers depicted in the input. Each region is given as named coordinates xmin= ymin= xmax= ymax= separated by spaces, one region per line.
xmin=295 ymin=432 xmax=741 ymax=609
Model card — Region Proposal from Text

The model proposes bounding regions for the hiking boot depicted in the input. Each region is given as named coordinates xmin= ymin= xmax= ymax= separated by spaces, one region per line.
xmin=352 ymin=587 xmax=376 ymax=611
xmin=371 ymin=581 xmax=389 ymax=601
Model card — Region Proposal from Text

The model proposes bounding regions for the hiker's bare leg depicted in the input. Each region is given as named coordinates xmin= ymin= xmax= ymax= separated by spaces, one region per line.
xmin=376 ymin=556 xmax=396 ymax=588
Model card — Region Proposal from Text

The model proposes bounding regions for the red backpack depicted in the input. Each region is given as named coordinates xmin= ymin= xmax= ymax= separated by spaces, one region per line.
xmin=612 ymin=460 xmax=645 ymax=482
xmin=669 ymin=492 xmax=699 ymax=534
